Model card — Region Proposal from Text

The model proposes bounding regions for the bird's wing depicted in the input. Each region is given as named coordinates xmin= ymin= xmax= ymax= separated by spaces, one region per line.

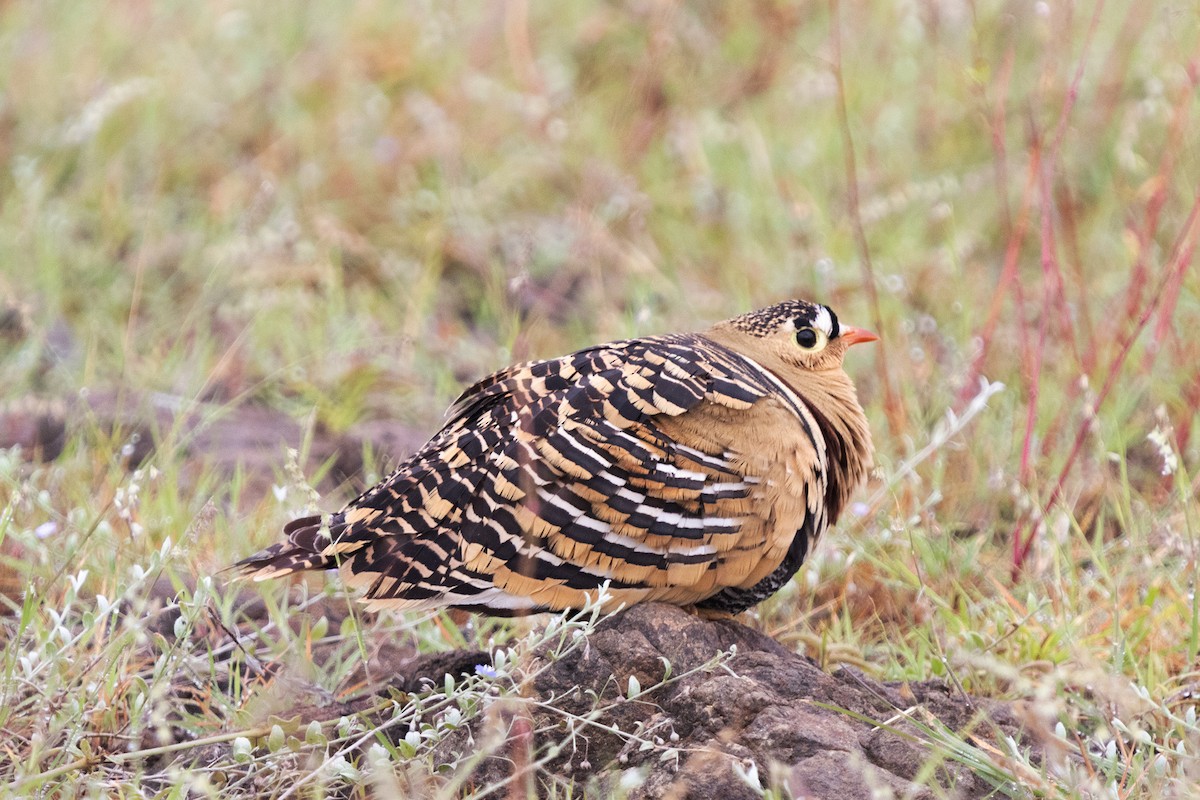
xmin=239 ymin=334 xmax=829 ymax=614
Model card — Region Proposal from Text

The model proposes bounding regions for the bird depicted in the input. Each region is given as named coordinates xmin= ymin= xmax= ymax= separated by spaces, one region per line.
xmin=233 ymin=300 xmax=877 ymax=617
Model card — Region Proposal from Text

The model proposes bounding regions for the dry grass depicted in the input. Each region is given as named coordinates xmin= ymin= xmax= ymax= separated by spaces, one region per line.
xmin=1 ymin=0 xmax=1199 ymax=796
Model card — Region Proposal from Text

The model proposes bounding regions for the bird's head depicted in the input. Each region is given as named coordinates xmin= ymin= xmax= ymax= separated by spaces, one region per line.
xmin=707 ymin=299 xmax=877 ymax=511
xmin=709 ymin=299 xmax=878 ymax=374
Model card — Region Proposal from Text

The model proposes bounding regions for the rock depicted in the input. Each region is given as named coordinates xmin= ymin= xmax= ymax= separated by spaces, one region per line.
xmin=185 ymin=601 xmax=1022 ymax=798
xmin=218 ymin=602 xmax=1021 ymax=798
xmin=519 ymin=603 xmax=1021 ymax=799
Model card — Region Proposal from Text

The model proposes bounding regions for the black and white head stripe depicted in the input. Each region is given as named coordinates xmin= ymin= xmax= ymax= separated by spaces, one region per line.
xmin=812 ymin=305 xmax=840 ymax=339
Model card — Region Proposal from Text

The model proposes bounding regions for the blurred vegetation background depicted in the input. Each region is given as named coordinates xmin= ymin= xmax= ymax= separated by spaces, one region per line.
xmin=2 ymin=0 xmax=1200 ymax=794
xmin=3 ymin=0 xmax=1197 ymax=454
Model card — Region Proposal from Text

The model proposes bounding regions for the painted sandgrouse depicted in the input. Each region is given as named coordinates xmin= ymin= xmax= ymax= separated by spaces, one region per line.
xmin=234 ymin=300 xmax=876 ymax=616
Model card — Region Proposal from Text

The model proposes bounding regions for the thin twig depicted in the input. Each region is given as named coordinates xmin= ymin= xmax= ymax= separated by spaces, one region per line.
xmin=829 ymin=0 xmax=907 ymax=441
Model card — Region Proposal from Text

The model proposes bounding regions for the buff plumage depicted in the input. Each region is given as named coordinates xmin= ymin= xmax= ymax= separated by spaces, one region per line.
xmin=234 ymin=300 xmax=876 ymax=616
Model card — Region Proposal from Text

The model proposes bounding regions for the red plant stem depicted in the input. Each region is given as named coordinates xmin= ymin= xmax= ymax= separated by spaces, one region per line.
xmin=1053 ymin=180 xmax=1093 ymax=376
xmin=1040 ymin=0 xmax=1100 ymax=358
xmin=1020 ymin=156 xmax=1059 ymax=487
xmin=1019 ymin=5 xmax=1094 ymax=480
xmin=1013 ymin=193 xmax=1200 ymax=571
xmin=1113 ymin=59 xmax=1198 ymax=352
xmin=959 ymin=140 xmax=1039 ymax=407
xmin=1013 ymin=13 xmax=1200 ymax=573
xmin=1009 ymin=0 xmax=1104 ymax=575
xmin=1047 ymin=3 xmax=1103 ymax=158
xmin=1152 ymin=60 xmax=1200 ymax=348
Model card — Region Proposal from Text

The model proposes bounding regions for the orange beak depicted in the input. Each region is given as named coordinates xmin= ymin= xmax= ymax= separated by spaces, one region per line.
xmin=840 ymin=326 xmax=880 ymax=346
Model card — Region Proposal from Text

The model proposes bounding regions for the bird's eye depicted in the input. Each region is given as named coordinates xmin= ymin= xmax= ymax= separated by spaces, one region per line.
xmin=795 ymin=327 xmax=821 ymax=349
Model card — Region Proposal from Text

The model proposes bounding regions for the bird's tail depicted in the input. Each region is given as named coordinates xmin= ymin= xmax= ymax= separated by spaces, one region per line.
xmin=230 ymin=515 xmax=340 ymax=581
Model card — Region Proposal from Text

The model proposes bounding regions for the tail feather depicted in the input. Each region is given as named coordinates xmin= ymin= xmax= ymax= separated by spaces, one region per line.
xmin=231 ymin=515 xmax=339 ymax=580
